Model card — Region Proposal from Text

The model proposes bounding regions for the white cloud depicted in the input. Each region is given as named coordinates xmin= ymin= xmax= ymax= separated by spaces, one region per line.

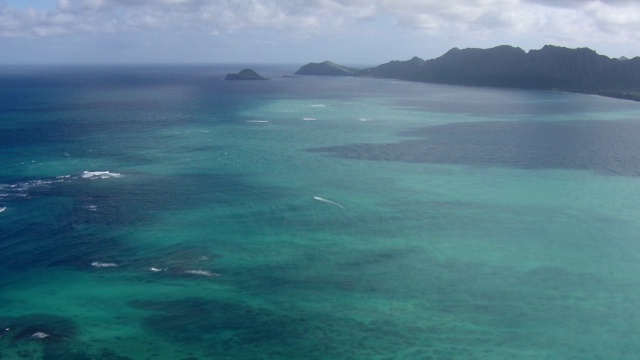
xmin=1 ymin=0 xmax=638 ymax=41
xmin=2 ymin=0 xmax=640 ymax=61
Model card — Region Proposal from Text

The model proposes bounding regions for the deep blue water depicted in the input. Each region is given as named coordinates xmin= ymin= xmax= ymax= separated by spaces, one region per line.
xmin=2 ymin=65 xmax=640 ymax=359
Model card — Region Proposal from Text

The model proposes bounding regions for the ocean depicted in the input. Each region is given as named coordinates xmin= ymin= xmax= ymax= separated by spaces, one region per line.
xmin=2 ymin=64 xmax=640 ymax=359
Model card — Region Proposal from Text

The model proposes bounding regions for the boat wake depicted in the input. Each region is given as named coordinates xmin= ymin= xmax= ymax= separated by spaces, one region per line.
xmin=313 ymin=196 xmax=344 ymax=209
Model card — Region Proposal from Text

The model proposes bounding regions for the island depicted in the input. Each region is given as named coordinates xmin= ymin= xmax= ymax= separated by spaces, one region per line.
xmin=224 ymin=69 xmax=269 ymax=80
xmin=296 ymin=45 xmax=640 ymax=102
xmin=294 ymin=61 xmax=360 ymax=76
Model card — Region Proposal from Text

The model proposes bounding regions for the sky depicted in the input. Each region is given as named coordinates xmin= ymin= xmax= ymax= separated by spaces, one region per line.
xmin=1 ymin=0 xmax=639 ymax=65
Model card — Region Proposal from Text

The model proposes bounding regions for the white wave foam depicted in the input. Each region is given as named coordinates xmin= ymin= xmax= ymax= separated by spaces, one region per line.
xmin=0 ymin=176 xmax=69 ymax=201
xmin=184 ymin=270 xmax=220 ymax=277
xmin=82 ymin=171 xmax=122 ymax=179
xmin=91 ymin=261 xmax=118 ymax=268
xmin=311 ymin=104 xmax=326 ymax=108
xmin=247 ymin=120 xmax=269 ymax=124
xmin=31 ymin=332 xmax=50 ymax=339
xmin=20 ymin=179 xmax=59 ymax=189
xmin=303 ymin=118 xmax=316 ymax=121
xmin=0 ymin=207 xmax=6 ymax=213
xmin=149 ymin=267 xmax=165 ymax=272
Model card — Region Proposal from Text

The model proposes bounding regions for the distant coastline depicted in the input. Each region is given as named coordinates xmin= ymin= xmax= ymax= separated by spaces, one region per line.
xmin=296 ymin=45 xmax=640 ymax=102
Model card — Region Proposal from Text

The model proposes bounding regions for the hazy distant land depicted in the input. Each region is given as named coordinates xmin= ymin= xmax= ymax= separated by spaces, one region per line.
xmin=296 ymin=45 xmax=640 ymax=101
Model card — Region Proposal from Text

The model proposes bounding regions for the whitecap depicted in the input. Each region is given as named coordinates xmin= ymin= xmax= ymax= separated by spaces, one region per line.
xmin=149 ymin=267 xmax=165 ymax=272
xmin=31 ymin=332 xmax=49 ymax=339
xmin=247 ymin=120 xmax=269 ymax=123
xmin=303 ymin=118 xmax=316 ymax=121
xmin=82 ymin=171 xmax=122 ymax=179
xmin=0 ymin=207 xmax=6 ymax=213
xmin=311 ymin=104 xmax=326 ymax=108
xmin=184 ymin=270 xmax=220 ymax=277
xmin=91 ymin=261 xmax=118 ymax=268
xmin=22 ymin=179 xmax=56 ymax=189
xmin=358 ymin=117 xmax=371 ymax=122
xmin=0 ymin=176 xmax=71 ymax=201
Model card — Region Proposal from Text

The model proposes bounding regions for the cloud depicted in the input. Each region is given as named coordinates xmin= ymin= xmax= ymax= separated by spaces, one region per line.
xmin=1 ymin=0 xmax=640 ymax=60
xmin=1 ymin=0 xmax=639 ymax=40
xmin=15 ymin=0 xmax=373 ymax=38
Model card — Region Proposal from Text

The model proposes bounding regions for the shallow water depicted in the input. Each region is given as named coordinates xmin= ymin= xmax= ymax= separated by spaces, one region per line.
xmin=2 ymin=65 xmax=640 ymax=359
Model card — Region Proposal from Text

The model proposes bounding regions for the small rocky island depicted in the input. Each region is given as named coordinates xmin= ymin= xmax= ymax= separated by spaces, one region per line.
xmin=224 ymin=69 xmax=268 ymax=80
xmin=295 ymin=61 xmax=360 ymax=76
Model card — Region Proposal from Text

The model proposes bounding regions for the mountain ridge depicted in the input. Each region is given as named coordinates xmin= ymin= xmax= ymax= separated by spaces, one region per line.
xmin=297 ymin=45 xmax=640 ymax=101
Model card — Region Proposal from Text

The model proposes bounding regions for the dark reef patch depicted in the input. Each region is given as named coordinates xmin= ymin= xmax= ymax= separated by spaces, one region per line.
xmin=130 ymin=298 xmax=301 ymax=351
xmin=129 ymin=296 xmax=437 ymax=359
xmin=1 ymin=313 xmax=78 ymax=341
xmin=0 ymin=313 xmax=133 ymax=360
xmin=309 ymin=120 xmax=640 ymax=177
xmin=0 ymin=171 xmax=277 ymax=272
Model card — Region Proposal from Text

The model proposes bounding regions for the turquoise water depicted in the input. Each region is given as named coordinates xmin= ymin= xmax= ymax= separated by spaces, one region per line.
xmin=3 ymin=65 xmax=640 ymax=359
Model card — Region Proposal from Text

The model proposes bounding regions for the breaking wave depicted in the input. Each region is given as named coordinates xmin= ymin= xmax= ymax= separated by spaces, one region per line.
xmin=184 ymin=270 xmax=221 ymax=277
xmin=91 ymin=261 xmax=118 ymax=268
xmin=81 ymin=171 xmax=122 ymax=179
xmin=0 ymin=171 xmax=123 ymax=202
